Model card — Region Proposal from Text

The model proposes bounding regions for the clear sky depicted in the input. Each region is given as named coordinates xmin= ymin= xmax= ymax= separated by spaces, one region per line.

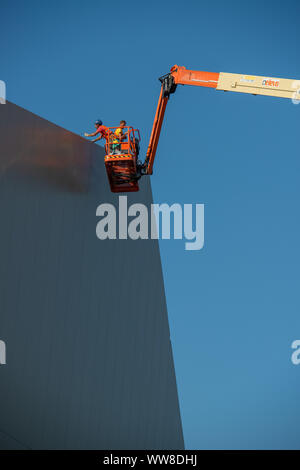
xmin=1 ymin=0 xmax=300 ymax=449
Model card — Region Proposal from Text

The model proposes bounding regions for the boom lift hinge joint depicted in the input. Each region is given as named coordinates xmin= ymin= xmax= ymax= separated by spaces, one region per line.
xmin=159 ymin=73 xmax=177 ymax=97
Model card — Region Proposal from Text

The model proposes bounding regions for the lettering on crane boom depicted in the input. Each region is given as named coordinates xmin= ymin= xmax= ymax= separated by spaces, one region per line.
xmin=240 ymin=75 xmax=255 ymax=84
xmin=262 ymin=78 xmax=280 ymax=88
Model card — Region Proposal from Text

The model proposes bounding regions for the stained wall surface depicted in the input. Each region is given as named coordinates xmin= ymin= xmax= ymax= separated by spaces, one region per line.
xmin=0 ymin=102 xmax=184 ymax=449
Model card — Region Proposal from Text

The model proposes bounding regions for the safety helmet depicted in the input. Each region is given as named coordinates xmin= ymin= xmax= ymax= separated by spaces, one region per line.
xmin=95 ymin=119 xmax=103 ymax=126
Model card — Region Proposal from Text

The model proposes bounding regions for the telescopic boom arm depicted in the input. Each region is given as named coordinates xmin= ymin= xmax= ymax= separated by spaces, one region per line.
xmin=144 ymin=64 xmax=299 ymax=175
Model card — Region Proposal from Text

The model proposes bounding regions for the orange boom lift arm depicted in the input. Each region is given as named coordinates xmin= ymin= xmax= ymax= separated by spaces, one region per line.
xmin=143 ymin=64 xmax=299 ymax=175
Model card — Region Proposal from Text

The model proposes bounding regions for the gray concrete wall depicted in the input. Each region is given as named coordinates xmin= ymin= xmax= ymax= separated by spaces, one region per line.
xmin=0 ymin=102 xmax=184 ymax=449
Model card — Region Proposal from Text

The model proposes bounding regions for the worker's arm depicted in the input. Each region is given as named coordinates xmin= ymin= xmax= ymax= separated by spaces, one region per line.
xmin=85 ymin=127 xmax=104 ymax=142
xmin=84 ymin=131 xmax=98 ymax=137
xmin=91 ymin=135 xmax=102 ymax=143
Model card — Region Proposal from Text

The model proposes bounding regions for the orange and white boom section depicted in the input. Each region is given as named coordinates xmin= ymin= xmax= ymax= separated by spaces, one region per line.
xmin=144 ymin=65 xmax=300 ymax=175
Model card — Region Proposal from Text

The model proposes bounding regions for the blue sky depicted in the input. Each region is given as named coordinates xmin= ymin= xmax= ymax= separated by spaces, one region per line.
xmin=1 ymin=0 xmax=300 ymax=449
